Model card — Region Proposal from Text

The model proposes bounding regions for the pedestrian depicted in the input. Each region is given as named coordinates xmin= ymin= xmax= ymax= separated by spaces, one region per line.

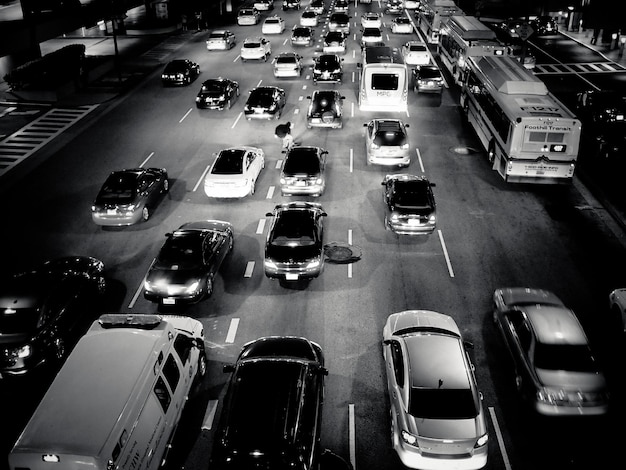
xmin=181 ymin=14 xmax=187 ymax=31
xmin=274 ymin=121 xmax=294 ymax=151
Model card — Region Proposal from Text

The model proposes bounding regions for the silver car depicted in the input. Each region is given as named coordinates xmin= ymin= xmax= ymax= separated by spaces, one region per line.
xmin=364 ymin=119 xmax=410 ymax=167
xmin=206 ymin=30 xmax=236 ymax=50
xmin=383 ymin=310 xmax=489 ymax=470
xmin=274 ymin=52 xmax=303 ymax=78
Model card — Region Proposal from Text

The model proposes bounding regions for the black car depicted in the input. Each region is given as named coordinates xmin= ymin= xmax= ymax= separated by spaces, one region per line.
xmin=282 ymin=0 xmax=300 ymax=10
xmin=210 ymin=336 xmax=328 ymax=470
xmin=0 ymin=256 xmax=106 ymax=377
xmin=381 ymin=174 xmax=436 ymax=235
xmin=313 ymin=54 xmax=343 ymax=84
xmin=280 ymin=146 xmax=328 ymax=196
xmin=575 ymin=90 xmax=626 ymax=160
xmin=244 ymin=86 xmax=287 ymax=120
xmin=264 ymin=202 xmax=327 ymax=283
xmin=306 ymin=90 xmax=345 ymax=129
xmin=161 ymin=59 xmax=200 ymax=86
xmin=91 ymin=168 xmax=169 ymax=226
xmin=323 ymin=31 xmax=347 ymax=54
xmin=329 ymin=12 xmax=350 ymax=33
xmin=384 ymin=0 xmax=403 ymax=15
xmin=144 ymin=220 xmax=234 ymax=305
xmin=196 ymin=78 xmax=240 ymax=110
xmin=530 ymin=15 xmax=558 ymax=35
xmin=309 ymin=0 xmax=325 ymax=14
xmin=413 ymin=64 xmax=444 ymax=93
xmin=291 ymin=25 xmax=314 ymax=46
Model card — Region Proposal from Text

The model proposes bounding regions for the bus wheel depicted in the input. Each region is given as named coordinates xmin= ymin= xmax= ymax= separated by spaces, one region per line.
xmin=487 ymin=139 xmax=496 ymax=164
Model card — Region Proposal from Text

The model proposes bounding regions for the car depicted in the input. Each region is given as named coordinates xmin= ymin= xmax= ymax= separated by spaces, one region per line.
xmin=391 ymin=16 xmax=413 ymax=34
xmin=383 ymin=310 xmax=489 ymax=469
xmin=364 ymin=119 xmax=411 ymax=167
xmin=329 ymin=12 xmax=350 ymax=34
xmin=291 ymin=25 xmax=314 ymax=46
xmin=309 ymin=0 xmax=325 ymax=14
xmin=530 ymin=15 xmax=558 ymax=35
xmin=240 ymin=36 xmax=272 ymax=61
xmin=403 ymin=0 xmax=419 ymax=9
xmin=361 ymin=27 xmax=383 ymax=46
xmin=237 ymin=7 xmax=260 ymax=25
xmin=323 ymin=31 xmax=347 ymax=54
xmin=384 ymin=0 xmax=404 ymax=14
xmin=381 ymin=174 xmax=436 ymax=235
xmin=280 ymin=146 xmax=328 ymax=196
xmin=312 ymin=54 xmax=343 ymax=84
xmin=262 ymin=15 xmax=286 ymax=34
xmin=492 ymin=287 xmax=610 ymax=416
xmin=499 ymin=17 xmax=524 ymax=39
xmin=609 ymin=288 xmax=626 ymax=332
xmin=264 ymin=202 xmax=327 ymax=283
xmin=210 ymin=336 xmax=328 ymax=470
xmin=204 ymin=146 xmax=265 ymax=198
xmin=196 ymin=77 xmax=240 ymax=110
xmin=274 ymin=51 xmax=303 ymax=77
xmin=300 ymin=9 xmax=319 ymax=27
xmin=161 ymin=59 xmax=200 ymax=86
xmin=361 ymin=12 xmax=382 ymax=29
xmin=206 ymin=29 xmax=236 ymax=50
xmin=91 ymin=168 xmax=169 ymax=226
xmin=402 ymin=40 xmax=430 ymax=65
xmin=254 ymin=0 xmax=274 ymax=11
xmin=244 ymin=86 xmax=286 ymax=120
xmin=282 ymin=0 xmax=300 ymax=10
xmin=0 ymin=256 xmax=106 ymax=377
xmin=334 ymin=0 xmax=349 ymax=12
xmin=412 ymin=64 xmax=443 ymax=93
xmin=306 ymin=90 xmax=345 ymax=129
xmin=144 ymin=220 xmax=234 ymax=305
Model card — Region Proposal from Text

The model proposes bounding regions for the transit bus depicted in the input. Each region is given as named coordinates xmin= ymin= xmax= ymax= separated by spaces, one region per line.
xmin=460 ymin=56 xmax=581 ymax=184
xmin=439 ymin=15 xmax=507 ymax=85
xmin=358 ymin=45 xmax=408 ymax=113
xmin=416 ymin=0 xmax=462 ymax=44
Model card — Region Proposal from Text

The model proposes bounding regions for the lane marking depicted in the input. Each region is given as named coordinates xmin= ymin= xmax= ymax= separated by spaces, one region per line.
xmin=201 ymin=400 xmax=219 ymax=430
xmin=231 ymin=112 xmax=243 ymax=128
xmin=416 ymin=148 xmax=424 ymax=173
xmin=139 ymin=151 xmax=154 ymax=168
xmin=267 ymin=185 xmax=275 ymax=199
xmin=349 ymin=404 xmax=356 ymax=469
xmin=225 ymin=318 xmax=240 ymax=343
xmin=489 ymin=407 xmax=513 ymax=470
xmin=179 ymin=108 xmax=192 ymax=123
xmin=128 ymin=268 xmax=150 ymax=309
xmin=244 ymin=261 xmax=255 ymax=278
xmin=256 ymin=218 xmax=266 ymax=234
xmin=193 ymin=164 xmax=210 ymax=192
xmin=349 ymin=148 xmax=354 ymax=172
xmin=276 ymin=159 xmax=283 ymax=169
xmin=437 ymin=230 xmax=455 ymax=278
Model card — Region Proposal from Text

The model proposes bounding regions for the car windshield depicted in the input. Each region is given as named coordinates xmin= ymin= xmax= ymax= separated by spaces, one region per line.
xmin=409 ymin=388 xmax=478 ymax=419
xmin=156 ymin=232 xmax=203 ymax=269
xmin=325 ymin=32 xmax=344 ymax=43
xmin=212 ymin=149 xmax=245 ymax=175
xmin=392 ymin=181 xmax=431 ymax=209
xmin=374 ymin=123 xmax=406 ymax=146
xmin=209 ymin=33 xmax=225 ymax=39
xmin=283 ymin=149 xmax=320 ymax=175
xmin=99 ymin=173 xmax=138 ymax=202
xmin=270 ymin=211 xmax=317 ymax=246
xmin=364 ymin=28 xmax=381 ymax=36
xmin=533 ymin=343 xmax=600 ymax=372
xmin=293 ymin=27 xmax=310 ymax=36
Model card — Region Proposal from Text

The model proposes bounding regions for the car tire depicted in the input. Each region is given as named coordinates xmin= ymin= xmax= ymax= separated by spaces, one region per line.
xmin=142 ymin=206 xmax=150 ymax=221
xmin=96 ymin=276 xmax=107 ymax=295
xmin=384 ymin=215 xmax=389 ymax=230
xmin=228 ymin=236 xmax=234 ymax=252
xmin=227 ymin=99 xmax=232 ymax=110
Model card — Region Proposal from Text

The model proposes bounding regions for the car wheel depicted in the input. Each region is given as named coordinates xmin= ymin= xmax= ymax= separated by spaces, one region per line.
xmin=162 ymin=179 xmax=169 ymax=193
xmin=142 ymin=206 xmax=150 ymax=221
xmin=384 ymin=215 xmax=389 ymax=230
xmin=227 ymin=99 xmax=232 ymax=109
xmin=205 ymin=278 xmax=214 ymax=298
xmin=197 ymin=351 xmax=207 ymax=377
xmin=250 ymin=179 xmax=256 ymax=195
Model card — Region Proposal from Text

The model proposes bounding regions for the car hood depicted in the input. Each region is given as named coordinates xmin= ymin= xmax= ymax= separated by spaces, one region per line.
xmin=536 ymin=368 xmax=607 ymax=391
xmin=408 ymin=414 xmax=485 ymax=442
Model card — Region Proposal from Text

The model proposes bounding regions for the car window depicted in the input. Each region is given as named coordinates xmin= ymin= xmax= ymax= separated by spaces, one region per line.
xmin=392 ymin=181 xmax=432 ymax=209
xmin=283 ymin=150 xmax=321 ymax=174
xmin=163 ymin=353 xmax=181 ymax=393
xmin=389 ymin=340 xmax=404 ymax=386
xmin=507 ymin=310 xmax=532 ymax=353
xmin=154 ymin=376 xmax=171 ymax=413
xmin=174 ymin=334 xmax=193 ymax=365
xmin=156 ymin=232 xmax=203 ymax=269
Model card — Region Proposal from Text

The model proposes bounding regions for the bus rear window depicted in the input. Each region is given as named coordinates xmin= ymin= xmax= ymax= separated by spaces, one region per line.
xmin=371 ymin=73 xmax=399 ymax=90
xmin=528 ymin=131 xmax=565 ymax=143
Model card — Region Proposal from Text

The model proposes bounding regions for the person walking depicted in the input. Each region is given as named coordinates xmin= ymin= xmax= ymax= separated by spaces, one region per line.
xmin=275 ymin=121 xmax=295 ymax=151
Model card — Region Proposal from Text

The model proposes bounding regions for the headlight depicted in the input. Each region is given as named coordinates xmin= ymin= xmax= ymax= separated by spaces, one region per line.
xmin=126 ymin=204 xmax=137 ymax=212
xmin=314 ymin=68 xmax=320 ymax=73
xmin=390 ymin=212 xmax=400 ymax=221
xmin=280 ymin=177 xmax=286 ymax=184
xmin=144 ymin=279 xmax=152 ymax=290
xmin=306 ymin=258 xmax=320 ymax=269
xmin=400 ymin=430 xmax=418 ymax=446
xmin=401 ymin=143 xmax=409 ymax=150
xmin=332 ymin=68 xmax=340 ymax=73
xmin=269 ymin=103 xmax=277 ymax=110
xmin=315 ymin=177 xmax=323 ymax=184
xmin=15 ymin=344 xmax=32 ymax=359
xmin=475 ymin=433 xmax=489 ymax=448
xmin=371 ymin=142 xmax=380 ymax=149
xmin=182 ymin=280 xmax=200 ymax=294
xmin=428 ymin=214 xmax=436 ymax=223
xmin=264 ymin=259 xmax=277 ymax=269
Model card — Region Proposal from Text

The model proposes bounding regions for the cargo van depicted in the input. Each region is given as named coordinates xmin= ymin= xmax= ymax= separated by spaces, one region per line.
xmin=8 ymin=313 xmax=207 ymax=470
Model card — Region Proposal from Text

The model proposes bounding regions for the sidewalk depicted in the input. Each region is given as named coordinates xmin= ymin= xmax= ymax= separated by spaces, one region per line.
xmin=561 ymin=27 xmax=626 ymax=67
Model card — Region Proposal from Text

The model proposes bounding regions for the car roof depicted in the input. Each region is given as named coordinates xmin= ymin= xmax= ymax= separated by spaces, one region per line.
xmin=524 ymin=305 xmax=588 ymax=345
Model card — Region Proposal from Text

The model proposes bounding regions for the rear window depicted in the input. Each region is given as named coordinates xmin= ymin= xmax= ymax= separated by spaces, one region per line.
xmin=283 ymin=150 xmax=321 ymax=174
xmin=243 ymin=41 xmax=261 ymax=48
xmin=271 ymin=211 xmax=316 ymax=245
xmin=371 ymin=73 xmax=399 ymax=90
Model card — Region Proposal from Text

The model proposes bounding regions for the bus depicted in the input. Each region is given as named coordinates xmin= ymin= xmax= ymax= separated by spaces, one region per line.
xmin=416 ymin=0 xmax=462 ymax=44
xmin=439 ymin=15 xmax=507 ymax=85
xmin=358 ymin=45 xmax=408 ymax=112
xmin=460 ymin=56 xmax=581 ymax=184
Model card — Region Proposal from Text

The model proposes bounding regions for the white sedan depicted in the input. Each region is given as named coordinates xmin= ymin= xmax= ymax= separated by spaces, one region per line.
xmin=391 ymin=17 xmax=413 ymax=34
xmin=361 ymin=12 xmax=382 ymax=29
xmin=262 ymin=15 xmax=286 ymax=34
xmin=402 ymin=40 xmax=430 ymax=65
xmin=204 ymin=146 xmax=265 ymax=198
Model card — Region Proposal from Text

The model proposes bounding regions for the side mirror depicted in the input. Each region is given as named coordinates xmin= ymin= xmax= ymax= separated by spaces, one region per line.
xmin=404 ymin=124 xmax=410 ymax=128
xmin=381 ymin=181 xmax=386 ymax=186
xmin=340 ymin=96 xmax=346 ymax=99
xmin=321 ymin=212 xmax=328 ymax=217
xmin=265 ymin=212 xmax=273 ymax=217
xmin=307 ymin=95 xmax=312 ymax=99
xmin=363 ymin=123 xmax=367 ymax=127
xmin=430 ymin=182 xmax=437 ymax=187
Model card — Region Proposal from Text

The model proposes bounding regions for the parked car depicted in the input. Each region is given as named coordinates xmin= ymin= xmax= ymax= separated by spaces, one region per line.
xmin=196 ymin=77 xmax=240 ymax=110
xmin=306 ymin=90 xmax=345 ymax=129
xmin=91 ymin=168 xmax=169 ymax=226
xmin=334 ymin=0 xmax=349 ymax=12
xmin=210 ymin=336 xmax=327 ymax=470
xmin=237 ymin=7 xmax=260 ymax=25
xmin=361 ymin=12 xmax=382 ymax=28
xmin=244 ymin=86 xmax=286 ymax=120
xmin=309 ymin=0 xmax=325 ymax=14
xmin=313 ymin=54 xmax=343 ymax=84
xmin=364 ymin=119 xmax=411 ymax=167
xmin=413 ymin=64 xmax=443 ymax=93
xmin=264 ymin=202 xmax=327 ymax=283
xmin=206 ymin=30 xmax=236 ymax=50
xmin=402 ymin=40 xmax=430 ymax=65
xmin=361 ymin=27 xmax=383 ymax=46
xmin=492 ymin=287 xmax=610 ymax=416
xmin=254 ymin=0 xmax=274 ymax=11
xmin=609 ymin=288 xmax=626 ymax=332
xmin=144 ymin=220 xmax=234 ymax=305
xmin=161 ymin=59 xmax=200 ymax=86
xmin=204 ymin=146 xmax=265 ymax=198
xmin=282 ymin=0 xmax=301 ymax=10
xmin=291 ymin=25 xmax=314 ymax=46
xmin=391 ymin=16 xmax=413 ymax=33
xmin=262 ymin=15 xmax=285 ymax=34
xmin=280 ymin=146 xmax=328 ymax=196
xmin=383 ymin=310 xmax=489 ymax=469
xmin=0 ymin=256 xmax=106 ymax=377
xmin=381 ymin=174 xmax=436 ymax=235
xmin=329 ymin=12 xmax=350 ymax=34
xmin=274 ymin=51 xmax=303 ymax=77
xmin=300 ymin=9 xmax=319 ymax=27
xmin=241 ymin=36 xmax=272 ymax=61
xmin=530 ymin=15 xmax=558 ymax=35
xmin=323 ymin=31 xmax=347 ymax=54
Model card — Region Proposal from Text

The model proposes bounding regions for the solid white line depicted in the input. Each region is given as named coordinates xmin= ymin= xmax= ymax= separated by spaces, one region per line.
xmin=351 ymin=102 xmax=354 ymax=117
xmin=128 ymin=268 xmax=150 ymax=309
xmin=139 ymin=151 xmax=155 ymax=168
xmin=179 ymin=108 xmax=192 ymax=123
xmin=437 ymin=230 xmax=455 ymax=278
xmin=406 ymin=108 xmax=410 ymax=118
xmin=256 ymin=218 xmax=266 ymax=234
xmin=349 ymin=404 xmax=356 ymax=469
xmin=231 ymin=112 xmax=243 ymax=128
xmin=348 ymin=264 xmax=353 ymax=278
xmin=233 ymin=55 xmax=240 ymax=62
xmin=193 ymin=164 xmax=210 ymax=192
xmin=351 ymin=71 xmax=355 ymax=83
xmin=225 ymin=318 xmax=240 ymax=343
xmin=257 ymin=79 xmax=263 ymax=87
xmin=352 ymin=50 xmax=356 ymax=59
xmin=416 ymin=148 xmax=424 ymax=173
xmin=276 ymin=159 xmax=283 ymax=169
xmin=348 ymin=229 xmax=353 ymax=245
xmin=267 ymin=186 xmax=275 ymax=199
xmin=349 ymin=148 xmax=354 ymax=172
xmin=244 ymin=261 xmax=255 ymax=278
xmin=488 ymin=407 xmax=513 ymax=470
xmin=201 ymin=400 xmax=219 ymax=430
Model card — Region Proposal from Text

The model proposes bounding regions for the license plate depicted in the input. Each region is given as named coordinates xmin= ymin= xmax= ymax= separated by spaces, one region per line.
xmin=107 ymin=209 xmax=116 ymax=215
xmin=296 ymin=181 xmax=306 ymax=186
xmin=162 ymin=298 xmax=176 ymax=305
xmin=286 ymin=273 xmax=299 ymax=280
xmin=408 ymin=219 xmax=421 ymax=226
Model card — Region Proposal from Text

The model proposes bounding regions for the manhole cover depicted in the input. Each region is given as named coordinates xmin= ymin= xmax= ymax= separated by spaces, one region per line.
xmin=324 ymin=242 xmax=362 ymax=264
xmin=450 ymin=146 xmax=479 ymax=155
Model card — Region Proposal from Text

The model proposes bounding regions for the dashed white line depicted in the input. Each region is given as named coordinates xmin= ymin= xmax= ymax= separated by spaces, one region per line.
xmin=225 ymin=318 xmax=240 ymax=343
xmin=349 ymin=404 xmax=356 ymax=469
xmin=349 ymin=148 xmax=354 ymax=172
xmin=232 ymin=112 xmax=243 ymax=128
xmin=437 ymin=229 xmax=455 ymax=278
xmin=267 ymin=185 xmax=275 ymax=198
xmin=193 ymin=164 xmax=211 ymax=192
xmin=139 ymin=151 xmax=155 ymax=168
xmin=256 ymin=218 xmax=266 ymax=234
xmin=179 ymin=108 xmax=192 ymax=123
xmin=256 ymin=79 xmax=263 ymax=87
xmin=244 ymin=261 xmax=255 ymax=278
xmin=489 ymin=407 xmax=513 ymax=470
xmin=128 ymin=268 xmax=150 ymax=309
xmin=275 ymin=159 xmax=283 ymax=169
xmin=415 ymin=148 xmax=424 ymax=173
xmin=201 ymin=400 xmax=219 ymax=430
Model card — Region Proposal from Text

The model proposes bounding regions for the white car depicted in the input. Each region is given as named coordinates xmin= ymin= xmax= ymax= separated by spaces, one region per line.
xmin=262 ymin=15 xmax=285 ymax=34
xmin=254 ymin=0 xmax=274 ymax=10
xmin=206 ymin=30 xmax=236 ymax=50
xmin=402 ymin=40 xmax=430 ymax=66
xmin=237 ymin=7 xmax=260 ymax=25
xmin=361 ymin=27 xmax=383 ymax=46
xmin=391 ymin=17 xmax=413 ymax=34
xmin=300 ymin=10 xmax=319 ymax=27
xmin=364 ymin=118 xmax=411 ymax=167
xmin=241 ymin=37 xmax=272 ymax=61
xmin=361 ymin=12 xmax=382 ymax=29
xmin=274 ymin=52 xmax=303 ymax=77
xmin=204 ymin=146 xmax=265 ymax=198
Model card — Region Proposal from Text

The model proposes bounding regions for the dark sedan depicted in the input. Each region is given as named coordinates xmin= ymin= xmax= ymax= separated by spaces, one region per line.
xmin=381 ymin=174 xmax=436 ymax=235
xmin=306 ymin=90 xmax=345 ymax=129
xmin=196 ymin=78 xmax=240 ymax=110
xmin=0 ymin=256 xmax=106 ymax=377
xmin=291 ymin=26 xmax=314 ymax=46
xmin=313 ymin=54 xmax=343 ymax=84
xmin=280 ymin=146 xmax=328 ymax=196
xmin=161 ymin=59 xmax=200 ymax=86
xmin=91 ymin=168 xmax=169 ymax=226
xmin=144 ymin=220 xmax=234 ymax=306
xmin=244 ymin=86 xmax=286 ymax=120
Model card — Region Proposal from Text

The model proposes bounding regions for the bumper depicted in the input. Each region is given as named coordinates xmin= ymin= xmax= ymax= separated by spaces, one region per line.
xmin=204 ymin=184 xmax=251 ymax=198
xmin=264 ymin=264 xmax=322 ymax=281
xmin=92 ymin=211 xmax=142 ymax=226
xmin=387 ymin=220 xmax=436 ymax=235
xmin=245 ymin=109 xmax=280 ymax=119
xmin=416 ymin=84 xmax=443 ymax=93
xmin=144 ymin=290 xmax=204 ymax=305
xmin=395 ymin=441 xmax=488 ymax=470
xmin=323 ymin=46 xmax=346 ymax=54
xmin=307 ymin=116 xmax=342 ymax=128
xmin=367 ymin=153 xmax=410 ymax=166
xmin=207 ymin=44 xmax=229 ymax=50
xmin=534 ymin=400 xmax=609 ymax=416
xmin=275 ymin=69 xmax=301 ymax=77
xmin=313 ymin=74 xmax=342 ymax=83
xmin=196 ymin=100 xmax=227 ymax=110
xmin=281 ymin=183 xmax=324 ymax=196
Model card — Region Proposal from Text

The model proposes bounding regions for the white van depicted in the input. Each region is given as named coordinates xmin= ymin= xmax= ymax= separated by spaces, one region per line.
xmin=358 ymin=46 xmax=409 ymax=113
xmin=8 ymin=313 xmax=207 ymax=470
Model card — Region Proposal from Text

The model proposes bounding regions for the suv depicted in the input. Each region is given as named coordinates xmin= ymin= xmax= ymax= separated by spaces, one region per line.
xmin=241 ymin=36 xmax=272 ymax=61
xmin=306 ymin=90 xmax=345 ymax=129
xmin=312 ymin=54 xmax=343 ymax=83
xmin=264 ymin=202 xmax=327 ymax=283
xmin=364 ymin=119 xmax=411 ymax=167
xmin=210 ymin=336 xmax=328 ymax=470
xmin=237 ymin=7 xmax=260 ymax=25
